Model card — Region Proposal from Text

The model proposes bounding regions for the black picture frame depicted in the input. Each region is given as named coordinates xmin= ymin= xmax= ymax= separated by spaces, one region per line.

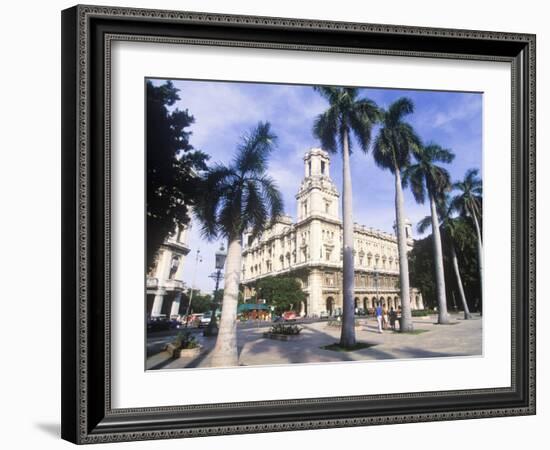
xmin=61 ymin=4 xmax=536 ymax=444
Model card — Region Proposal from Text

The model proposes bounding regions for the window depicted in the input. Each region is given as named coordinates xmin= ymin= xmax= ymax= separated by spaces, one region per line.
xmin=176 ymin=226 xmax=184 ymax=242
xmin=168 ymin=256 xmax=180 ymax=279
xmin=321 ymin=160 xmax=326 ymax=174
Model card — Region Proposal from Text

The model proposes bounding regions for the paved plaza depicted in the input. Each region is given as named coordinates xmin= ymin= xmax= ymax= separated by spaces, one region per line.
xmin=147 ymin=313 xmax=482 ymax=370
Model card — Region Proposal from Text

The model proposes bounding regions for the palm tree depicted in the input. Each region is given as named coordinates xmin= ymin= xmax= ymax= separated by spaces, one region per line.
xmin=417 ymin=197 xmax=473 ymax=320
xmin=404 ymin=143 xmax=454 ymax=324
xmin=313 ymin=87 xmax=380 ymax=347
xmin=195 ymin=122 xmax=283 ymax=367
xmin=372 ymin=98 xmax=420 ymax=332
xmin=451 ymin=169 xmax=483 ymax=311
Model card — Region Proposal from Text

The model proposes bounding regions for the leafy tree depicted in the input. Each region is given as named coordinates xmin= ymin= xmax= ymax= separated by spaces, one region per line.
xmin=409 ymin=236 xmax=436 ymax=308
xmin=313 ymin=86 xmax=380 ymax=347
xmin=417 ymin=197 xmax=472 ymax=319
xmin=372 ymin=97 xmax=421 ymax=331
xmin=194 ymin=122 xmax=284 ymax=367
xmin=451 ymin=169 xmax=483 ymax=310
xmin=146 ymin=80 xmax=209 ymax=270
xmin=410 ymin=216 xmax=481 ymax=314
xmin=182 ymin=289 xmax=213 ymax=314
xmin=404 ymin=143 xmax=455 ymax=324
xmin=256 ymin=277 xmax=306 ymax=315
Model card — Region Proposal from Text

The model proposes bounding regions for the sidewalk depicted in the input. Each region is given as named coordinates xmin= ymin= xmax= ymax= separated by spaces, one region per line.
xmin=146 ymin=313 xmax=482 ymax=370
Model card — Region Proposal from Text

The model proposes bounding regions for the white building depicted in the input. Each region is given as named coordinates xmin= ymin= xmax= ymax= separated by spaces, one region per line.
xmin=146 ymin=225 xmax=191 ymax=318
xmin=241 ymin=148 xmax=423 ymax=316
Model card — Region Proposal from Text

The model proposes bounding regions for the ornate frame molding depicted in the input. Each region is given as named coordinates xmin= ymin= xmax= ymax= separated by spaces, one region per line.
xmin=61 ymin=4 xmax=536 ymax=444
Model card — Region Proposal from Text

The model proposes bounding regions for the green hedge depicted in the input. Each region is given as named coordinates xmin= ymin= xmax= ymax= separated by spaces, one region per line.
xmin=411 ymin=309 xmax=436 ymax=317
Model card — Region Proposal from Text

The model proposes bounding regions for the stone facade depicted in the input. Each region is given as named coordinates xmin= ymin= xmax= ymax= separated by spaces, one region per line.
xmin=241 ymin=148 xmax=423 ymax=317
xmin=146 ymin=224 xmax=191 ymax=318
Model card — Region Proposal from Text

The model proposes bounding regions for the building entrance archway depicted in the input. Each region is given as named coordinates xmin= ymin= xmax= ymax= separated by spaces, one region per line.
xmin=326 ymin=297 xmax=335 ymax=316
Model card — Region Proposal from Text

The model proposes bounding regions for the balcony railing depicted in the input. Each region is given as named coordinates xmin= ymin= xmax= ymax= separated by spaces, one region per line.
xmin=163 ymin=279 xmax=185 ymax=291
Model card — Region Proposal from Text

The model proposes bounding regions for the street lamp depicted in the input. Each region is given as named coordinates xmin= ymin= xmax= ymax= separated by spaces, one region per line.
xmin=373 ymin=265 xmax=380 ymax=308
xmin=204 ymin=244 xmax=227 ymax=336
xmin=183 ymin=249 xmax=202 ymax=328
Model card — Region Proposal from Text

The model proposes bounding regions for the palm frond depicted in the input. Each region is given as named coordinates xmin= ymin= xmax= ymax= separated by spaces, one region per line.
xmin=243 ymin=180 xmax=268 ymax=238
xmin=194 ymin=121 xmax=283 ymax=241
xmin=194 ymin=164 xmax=236 ymax=240
xmin=402 ymin=164 xmax=426 ymax=204
xmin=348 ymin=98 xmax=380 ymax=152
xmin=312 ymin=86 xmax=341 ymax=104
xmin=255 ymin=175 xmax=284 ymax=226
xmin=387 ymin=97 xmax=414 ymax=125
xmin=313 ymin=107 xmax=339 ymax=153
xmin=372 ymin=125 xmax=396 ymax=171
xmin=313 ymin=87 xmax=380 ymax=157
xmin=234 ymin=121 xmax=277 ymax=176
xmin=417 ymin=215 xmax=432 ymax=234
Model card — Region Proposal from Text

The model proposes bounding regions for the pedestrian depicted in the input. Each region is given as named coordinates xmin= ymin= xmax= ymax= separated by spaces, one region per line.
xmin=375 ymin=302 xmax=383 ymax=333
xmin=382 ymin=304 xmax=389 ymax=330
xmin=389 ymin=307 xmax=397 ymax=330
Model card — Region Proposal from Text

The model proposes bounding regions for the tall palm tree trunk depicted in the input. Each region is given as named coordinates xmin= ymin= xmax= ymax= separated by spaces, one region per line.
xmin=471 ymin=210 xmax=483 ymax=315
xmin=394 ymin=168 xmax=413 ymax=331
xmin=340 ymin=130 xmax=356 ymax=347
xmin=429 ymin=194 xmax=450 ymax=324
xmin=210 ymin=235 xmax=242 ymax=367
xmin=450 ymin=244 xmax=472 ymax=319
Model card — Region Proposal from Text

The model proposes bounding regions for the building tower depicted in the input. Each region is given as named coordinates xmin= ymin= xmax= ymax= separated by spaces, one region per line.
xmin=296 ymin=148 xmax=339 ymax=221
xmin=295 ymin=148 xmax=340 ymax=316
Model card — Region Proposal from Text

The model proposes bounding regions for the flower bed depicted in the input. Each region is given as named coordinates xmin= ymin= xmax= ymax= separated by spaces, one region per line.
xmin=165 ymin=331 xmax=202 ymax=358
xmin=263 ymin=323 xmax=303 ymax=341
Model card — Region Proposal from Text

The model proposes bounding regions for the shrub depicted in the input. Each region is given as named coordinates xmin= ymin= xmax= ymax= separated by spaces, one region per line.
xmin=173 ymin=331 xmax=199 ymax=349
xmin=269 ymin=323 xmax=302 ymax=335
xmin=411 ymin=309 xmax=436 ymax=317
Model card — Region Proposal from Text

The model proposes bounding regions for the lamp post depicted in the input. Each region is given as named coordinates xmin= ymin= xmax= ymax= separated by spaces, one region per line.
xmin=204 ymin=244 xmax=226 ymax=336
xmin=184 ymin=249 xmax=202 ymax=328
xmin=373 ymin=265 xmax=380 ymax=308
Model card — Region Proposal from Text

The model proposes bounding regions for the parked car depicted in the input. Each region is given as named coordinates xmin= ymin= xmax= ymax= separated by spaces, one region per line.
xmin=319 ymin=310 xmax=329 ymax=319
xmin=198 ymin=312 xmax=212 ymax=328
xmin=198 ymin=311 xmax=221 ymax=328
xmin=281 ymin=311 xmax=297 ymax=321
xmin=147 ymin=315 xmax=170 ymax=332
xmin=186 ymin=313 xmax=203 ymax=327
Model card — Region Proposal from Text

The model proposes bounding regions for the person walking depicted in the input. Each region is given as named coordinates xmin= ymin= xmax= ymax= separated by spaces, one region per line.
xmin=389 ymin=307 xmax=397 ymax=331
xmin=375 ymin=302 xmax=383 ymax=334
xmin=382 ymin=304 xmax=389 ymax=330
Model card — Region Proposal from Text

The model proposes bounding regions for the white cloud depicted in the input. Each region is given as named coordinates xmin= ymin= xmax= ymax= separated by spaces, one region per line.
xmin=427 ymin=94 xmax=482 ymax=133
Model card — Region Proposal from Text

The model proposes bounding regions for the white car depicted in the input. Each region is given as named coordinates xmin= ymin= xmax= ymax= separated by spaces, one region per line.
xmin=319 ymin=311 xmax=329 ymax=319
xmin=198 ymin=313 xmax=212 ymax=328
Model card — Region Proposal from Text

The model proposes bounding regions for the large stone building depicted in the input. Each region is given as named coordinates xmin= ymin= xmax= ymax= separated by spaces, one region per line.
xmin=241 ymin=148 xmax=423 ymax=317
xmin=146 ymin=225 xmax=191 ymax=318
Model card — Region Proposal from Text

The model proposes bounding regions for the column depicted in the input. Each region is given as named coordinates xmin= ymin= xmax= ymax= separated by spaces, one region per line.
xmin=409 ymin=290 xmax=416 ymax=310
xmin=309 ymin=219 xmax=322 ymax=263
xmin=170 ymin=291 xmax=182 ymax=318
xmin=151 ymin=288 xmax=166 ymax=317
xmin=307 ymin=268 xmax=324 ymax=316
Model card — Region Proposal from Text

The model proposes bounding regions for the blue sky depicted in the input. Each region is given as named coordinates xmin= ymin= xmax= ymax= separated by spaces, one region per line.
xmin=149 ymin=79 xmax=482 ymax=292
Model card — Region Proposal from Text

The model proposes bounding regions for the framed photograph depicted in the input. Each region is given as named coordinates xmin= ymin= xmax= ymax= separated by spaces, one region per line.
xmin=61 ymin=4 xmax=536 ymax=444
